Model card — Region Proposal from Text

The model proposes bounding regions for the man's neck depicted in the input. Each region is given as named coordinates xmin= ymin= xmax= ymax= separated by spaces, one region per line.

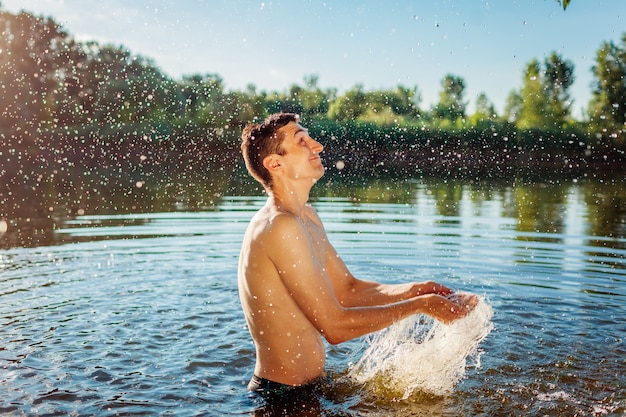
xmin=267 ymin=182 xmax=312 ymax=219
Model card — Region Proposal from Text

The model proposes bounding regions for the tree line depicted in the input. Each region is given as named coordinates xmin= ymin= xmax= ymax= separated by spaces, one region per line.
xmin=1 ymin=7 xmax=625 ymax=185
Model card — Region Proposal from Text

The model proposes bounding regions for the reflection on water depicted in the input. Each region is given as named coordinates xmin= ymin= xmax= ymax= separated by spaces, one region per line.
xmin=0 ymin=159 xmax=237 ymax=248
xmin=2 ymin=171 xmax=625 ymax=252
xmin=1 ymin=174 xmax=625 ymax=415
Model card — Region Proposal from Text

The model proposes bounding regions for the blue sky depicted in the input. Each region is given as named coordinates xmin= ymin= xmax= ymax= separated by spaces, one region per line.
xmin=3 ymin=0 xmax=625 ymax=118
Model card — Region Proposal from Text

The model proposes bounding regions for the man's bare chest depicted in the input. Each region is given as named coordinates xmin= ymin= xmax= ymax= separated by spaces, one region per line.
xmin=303 ymin=219 xmax=326 ymax=264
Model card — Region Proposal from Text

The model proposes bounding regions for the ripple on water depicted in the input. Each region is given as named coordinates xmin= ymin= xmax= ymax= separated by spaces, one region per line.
xmin=1 ymin=193 xmax=625 ymax=415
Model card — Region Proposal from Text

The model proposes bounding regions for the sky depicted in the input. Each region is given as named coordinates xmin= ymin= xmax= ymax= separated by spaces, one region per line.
xmin=2 ymin=0 xmax=625 ymax=118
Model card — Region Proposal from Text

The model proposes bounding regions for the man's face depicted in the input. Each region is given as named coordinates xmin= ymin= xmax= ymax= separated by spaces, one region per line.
xmin=277 ymin=121 xmax=325 ymax=182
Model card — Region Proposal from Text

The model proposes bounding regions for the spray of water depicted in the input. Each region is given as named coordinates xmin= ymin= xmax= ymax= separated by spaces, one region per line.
xmin=347 ymin=295 xmax=493 ymax=399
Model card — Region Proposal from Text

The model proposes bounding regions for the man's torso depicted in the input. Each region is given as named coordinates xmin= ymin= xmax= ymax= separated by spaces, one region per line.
xmin=238 ymin=203 xmax=328 ymax=385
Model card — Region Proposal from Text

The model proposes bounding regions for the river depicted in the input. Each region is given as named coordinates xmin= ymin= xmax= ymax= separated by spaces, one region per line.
xmin=1 ymin=176 xmax=624 ymax=416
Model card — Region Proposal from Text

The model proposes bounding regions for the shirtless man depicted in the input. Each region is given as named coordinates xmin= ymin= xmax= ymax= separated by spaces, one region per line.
xmin=238 ymin=113 xmax=476 ymax=397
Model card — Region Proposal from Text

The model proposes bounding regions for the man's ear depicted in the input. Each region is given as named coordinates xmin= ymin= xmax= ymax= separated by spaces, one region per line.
xmin=263 ymin=155 xmax=281 ymax=173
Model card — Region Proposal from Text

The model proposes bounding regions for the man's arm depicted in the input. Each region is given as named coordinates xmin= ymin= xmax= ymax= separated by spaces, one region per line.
xmin=266 ymin=213 xmax=474 ymax=345
xmin=307 ymin=206 xmax=456 ymax=307
xmin=323 ymin=241 xmax=455 ymax=307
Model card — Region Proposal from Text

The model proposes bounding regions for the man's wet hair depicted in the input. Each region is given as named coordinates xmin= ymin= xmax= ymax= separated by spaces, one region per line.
xmin=241 ymin=113 xmax=299 ymax=189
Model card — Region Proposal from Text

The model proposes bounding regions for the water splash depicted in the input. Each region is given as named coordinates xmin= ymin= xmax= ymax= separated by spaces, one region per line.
xmin=348 ymin=295 xmax=493 ymax=399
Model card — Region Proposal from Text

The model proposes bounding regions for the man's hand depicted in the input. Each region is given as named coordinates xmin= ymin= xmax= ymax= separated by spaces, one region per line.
xmin=420 ymin=292 xmax=478 ymax=324
xmin=414 ymin=280 xmax=455 ymax=297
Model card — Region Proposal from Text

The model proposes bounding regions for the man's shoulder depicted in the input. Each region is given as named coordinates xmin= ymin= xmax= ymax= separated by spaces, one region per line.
xmin=268 ymin=211 xmax=307 ymax=237
xmin=248 ymin=209 xmax=305 ymax=241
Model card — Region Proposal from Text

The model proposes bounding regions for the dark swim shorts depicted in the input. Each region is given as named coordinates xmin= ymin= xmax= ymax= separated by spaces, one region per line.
xmin=247 ymin=375 xmax=328 ymax=399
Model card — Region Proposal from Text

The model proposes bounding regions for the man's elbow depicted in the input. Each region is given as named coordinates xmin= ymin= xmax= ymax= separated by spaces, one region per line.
xmin=319 ymin=323 xmax=354 ymax=345
xmin=323 ymin=331 xmax=348 ymax=345
xmin=317 ymin=307 xmax=360 ymax=345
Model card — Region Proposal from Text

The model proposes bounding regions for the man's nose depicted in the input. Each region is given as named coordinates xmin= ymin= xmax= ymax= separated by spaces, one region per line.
xmin=309 ymin=138 xmax=324 ymax=154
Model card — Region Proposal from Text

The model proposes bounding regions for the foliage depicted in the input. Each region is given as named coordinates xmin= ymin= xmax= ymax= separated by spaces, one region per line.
xmin=432 ymin=74 xmax=467 ymax=123
xmin=0 ymin=10 xmax=78 ymax=133
xmin=588 ymin=33 xmax=626 ymax=144
xmin=0 ymin=6 xmax=624 ymax=190
xmin=327 ymin=84 xmax=420 ymax=123
xmin=510 ymin=53 xmax=575 ymax=130
xmin=327 ymin=84 xmax=368 ymax=121
xmin=469 ymin=92 xmax=497 ymax=126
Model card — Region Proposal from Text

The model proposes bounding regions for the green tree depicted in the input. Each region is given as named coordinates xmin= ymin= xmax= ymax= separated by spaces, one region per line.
xmin=588 ymin=33 xmax=626 ymax=144
xmin=79 ymin=44 xmax=172 ymax=127
xmin=503 ymin=90 xmax=522 ymax=123
xmin=295 ymin=74 xmax=335 ymax=118
xmin=514 ymin=53 xmax=574 ymax=130
xmin=226 ymin=84 xmax=266 ymax=128
xmin=432 ymin=74 xmax=467 ymax=123
xmin=327 ymin=84 xmax=367 ymax=121
xmin=264 ymin=75 xmax=336 ymax=119
xmin=0 ymin=10 xmax=79 ymax=132
xmin=396 ymin=85 xmax=422 ymax=116
xmin=375 ymin=85 xmax=421 ymax=117
xmin=469 ymin=92 xmax=497 ymax=125
xmin=516 ymin=59 xmax=549 ymax=129
xmin=543 ymin=52 xmax=575 ymax=126
xmin=179 ymin=73 xmax=224 ymax=124
xmin=354 ymin=85 xmax=421 ymax=123
xmin=47 ymin=41 xmax=93 ymax=126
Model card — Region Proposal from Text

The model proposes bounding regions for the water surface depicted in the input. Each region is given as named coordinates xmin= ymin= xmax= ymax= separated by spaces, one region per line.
xmin=1 ymin=178 xmax=624 ymax=416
